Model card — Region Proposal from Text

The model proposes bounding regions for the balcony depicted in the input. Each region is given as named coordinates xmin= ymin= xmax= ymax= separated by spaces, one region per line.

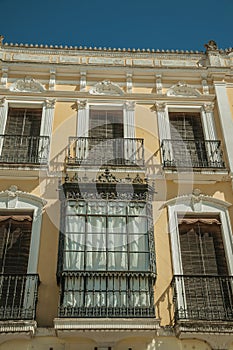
xmin=172 ymin=275 xmax=233 ymax=322
xmin=58 ymin=272 xmax=155 ymax=319
xmin=0 ymin=135 xmax=50 ymax=164
xmin=0 ymin=274 xmax=39 ymax=320
xmin=65 ymin=137 xmax=144 ymax=168
xmin=161 ymin=139 xmax=225 ymax=169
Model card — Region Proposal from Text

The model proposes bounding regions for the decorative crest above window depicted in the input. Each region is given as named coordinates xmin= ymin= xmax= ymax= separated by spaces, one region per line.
xmin=89 ymin=80 xmax=124 ymax=96
xmin=10 ymin=76 xmax=45 ymax=92
xmin=167 ymin=81 xmax=201 ymax=97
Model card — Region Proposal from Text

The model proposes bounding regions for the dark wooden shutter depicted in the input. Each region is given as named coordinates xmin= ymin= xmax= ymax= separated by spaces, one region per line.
xmin=89 ymin=110 xmax=124 ymax=165
xmin=178 ymin=216 xmax=230 ymax=319
xmin=0 ymin=212 xmax=33 ymax=274
xmin=169 ymin=112 xmax=207 ymax=167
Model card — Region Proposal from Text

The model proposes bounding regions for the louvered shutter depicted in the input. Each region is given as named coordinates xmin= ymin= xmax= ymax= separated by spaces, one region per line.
xmin=169 ymin=112 xmax=207 ymax=167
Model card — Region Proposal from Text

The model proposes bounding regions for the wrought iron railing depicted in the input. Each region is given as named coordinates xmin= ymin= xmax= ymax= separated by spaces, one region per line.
xmin=172 ymin=275 xmax=233 ymax=321
xmin=0 ymin=274 xmax=39 ymax=320
xmin=161 ymin=139 xmax=225 ymax=169
xmin=58 ymin=272 xmax=155 ymax=318
xmin=66 ymin=137 xmax=144 ymax=167
xmin=0 ymin=135 xmax=50 ymax=164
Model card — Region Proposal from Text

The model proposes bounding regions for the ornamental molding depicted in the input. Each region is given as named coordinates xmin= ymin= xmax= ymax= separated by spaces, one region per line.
xmin=163 ymin=188 xmax=231 ymax=210
xmin=89 ymin=80 xmax=124 ymax=96
xmin=43 ymin=98 xmax=56 ymax=109
xmin=124 ymin=101 xmax=135 ymax=111
xmin=71 ymin=99 xmax=87 ymax=111
xmin=10 ymin=76 xmax=45 ymax=93
xmin=0 ymin=185 xmax=47 ymax=208
xmin=203 ymin=102 xmax=215 ymax=113
xmin=154 ymin=102 xmax=166 ymax=112
xmin=167 ymin=81 xmax=201 ymax=97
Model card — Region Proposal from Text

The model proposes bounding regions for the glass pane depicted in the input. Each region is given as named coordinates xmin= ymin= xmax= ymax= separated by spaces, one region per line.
xmin=108 ymin=234 xmax=127 ymax=250
xmin=63 ymin=251 xmax=84 ymax=270
xmin=128 ymin=234 xmax=148 ymax=251
xmin=108 ymin=252 xmax=128 ymax=270
xmin=64 ymin=233 xmax=85 ymax=251
xmin=87 ymin=201 xmax=106 ymax=214
xmin=129 ymin=252 xmax=149 ymax=271
xmin=86 ymin=233 xmax=106 ymax=251
xmin=65 ymin=216 xmax=85 ymax=233
xmin=86 ymin=251 xmax=106 ymax=270
xmin=67 ymin=201 xmax=86 ymax=214
xmin=128 ymin=217 xmax=147 ymax=234
xmin=87 ymin=216 xmax=106 ymax=233
xmin=108 ymin=201 xmax=127 ymax=215
xmin=128 ymin=202 xmax=146 ymax=215
xmin=108 ymin=216 xmax=126 ymax=233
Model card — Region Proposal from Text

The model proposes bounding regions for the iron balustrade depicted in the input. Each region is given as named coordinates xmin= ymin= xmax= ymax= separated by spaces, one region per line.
xmin=0 ymin=135 xmax=50 ymax=164
xmin=0 ymin=274 xmax=39 ymax=320
xmin=66 ymin=137 xmax=145 ymax=167
xmin=161 ymin=139 xmax=225 ymax=169
xmin=58 ymin=272 xmax=155 ymax=318
xmin=172 ymin=275 xmax=233 ymax=321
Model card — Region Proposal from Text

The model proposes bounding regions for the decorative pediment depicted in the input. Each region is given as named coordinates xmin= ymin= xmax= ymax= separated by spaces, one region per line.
xmin=167 ymin=82 xmax=201 ymax=97
xmin=164 ymin=188 xmax=231 ymax=210
xmin=0 ymin=185 xmax=47 ymax=208
xmin=89 ymin=80 xmax=124 ymax=96
xmin=10 ymin=77 xmax=45 ymax=92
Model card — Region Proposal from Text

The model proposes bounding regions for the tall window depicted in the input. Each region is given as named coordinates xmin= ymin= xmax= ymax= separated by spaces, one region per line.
xmin=169 ymin=112 xmax=207 ymax=167
xmin=1 ymin=107 xmax=42 ymax=163
xmin=177 ymin=215 xmax=232 ymax=320
xmin=58 ymin=183 xmax=156 ymax=318
xmin=88 ymin=109 xmax=124 ymax=166
xmin=0 ymin=211 xmax=35 ymax=319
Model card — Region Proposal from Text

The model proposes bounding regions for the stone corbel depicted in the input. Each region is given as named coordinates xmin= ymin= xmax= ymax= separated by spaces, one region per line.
xmin=124 ymin=100 xmax=135 ymax=111
xmin=155 ymin=74 xmax=162 ymax=94
xmin=201 ymin=74 xmax=209 ymax=95
xmin=80 ymin=71 xmax=86 ymax=91
xmin=126 ymin=72 xmax=133 ymax=93
xmin=71 ymin=99 xmax=87 ymax=111
xmin=0 ymin=67 xmax=8 ymax=88
xmin=49 ymin=69 xmax=56 ymax=90
xmin=43 ymin=99 xmax=56 ymax=109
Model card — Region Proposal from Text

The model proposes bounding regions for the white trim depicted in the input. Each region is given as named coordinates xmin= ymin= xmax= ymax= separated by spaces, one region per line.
xmin=0 ymin=186 xmax=46 ymax=273
xmin=166 ymin=192 xmax=233 ymax=275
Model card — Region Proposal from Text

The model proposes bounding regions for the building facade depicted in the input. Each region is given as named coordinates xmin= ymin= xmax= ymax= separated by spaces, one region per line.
xmin=0 ymin=36 xmax=232 ymax=349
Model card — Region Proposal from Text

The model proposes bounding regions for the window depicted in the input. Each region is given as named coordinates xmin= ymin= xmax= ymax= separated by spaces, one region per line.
xmin=168 ymin=112 xmax=208 ymax=167
xmin=0 ymin=100 xmax=55 ymax=165
xmin=177 ymin=215 xmax=232 ymax=320
xmin=88 ymin=109 xmax=124 ymax=166
xmin=0 ymin=187 xmax=45 ymax=321
xmin=1 ymin=107 xmax=42 ymax=163
xmin=167 ymin=192 xmax=233 ymax=322
xmin=157 ymin=104 xmax=225 ymax=169
xmin=0 ymin=211 xmax=38 ymax=320
xmin=58 ymin=182 xmax=156 ymax=318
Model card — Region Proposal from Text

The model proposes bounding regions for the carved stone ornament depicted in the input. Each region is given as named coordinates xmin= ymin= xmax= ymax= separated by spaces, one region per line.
xmin=204 ymin=39 xmax=218 ymax=51
xmin=89 ymin=80 xmax=124 ymax=96
xmin=71 ymin=99 xmax=87 ymax=111
xmin=0 ymin=185 xmax=47 ymax=208
xmin=0 ymin=35 xmax=4 ymax=45
xmin=10 ymin=77 xmax=45 ymax=93
xmin=167 ymin=82 xmax=201 ymax=97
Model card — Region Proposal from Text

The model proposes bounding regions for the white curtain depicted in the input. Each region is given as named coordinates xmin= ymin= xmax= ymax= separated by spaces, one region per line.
xmin=86 ymin=216 xmax=106 ymax=270
xmin=63 ymin=275 xmax=84 ymax=307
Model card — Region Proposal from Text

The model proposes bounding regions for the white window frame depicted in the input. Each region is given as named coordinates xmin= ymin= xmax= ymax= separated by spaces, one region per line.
xmin=0 ymin=99 xmax=55 ymax=163
xmin=166 ymin=193 xmax=233 ymax=312
xmin=0 ymin=186 xmax=46 ymax=310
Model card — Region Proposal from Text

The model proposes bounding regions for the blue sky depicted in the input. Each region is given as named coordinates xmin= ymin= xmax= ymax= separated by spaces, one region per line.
xmin=1 ymin=0 xmax=232 ymax=51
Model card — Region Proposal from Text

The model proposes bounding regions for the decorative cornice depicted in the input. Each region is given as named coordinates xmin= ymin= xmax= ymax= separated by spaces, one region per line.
xmin=10 ymin=77 xmax=45 ymax=93
xmin=167 ymin=81 xmax=201 ymax=97
xmin=89 ymin=80 xmax=124 ymax=96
